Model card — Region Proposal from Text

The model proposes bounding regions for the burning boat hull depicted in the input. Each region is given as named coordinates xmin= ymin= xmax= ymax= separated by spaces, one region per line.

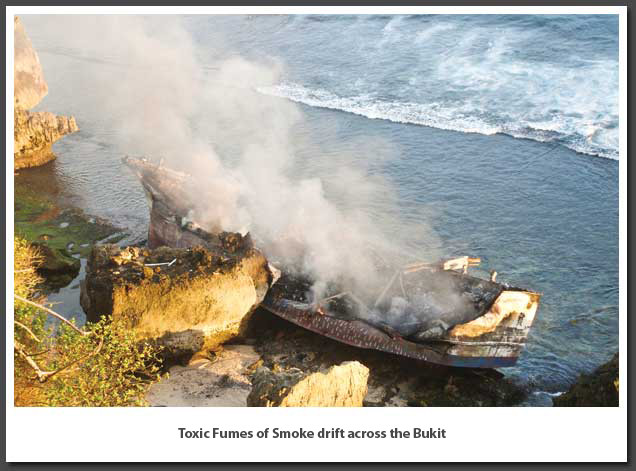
xmin=261 ymin=263 xmax=540 ymax=368
xmin=124 ymin=156 xmax=540 ymax=368
xmin=261 ymin=288 xmax=539 ymax=368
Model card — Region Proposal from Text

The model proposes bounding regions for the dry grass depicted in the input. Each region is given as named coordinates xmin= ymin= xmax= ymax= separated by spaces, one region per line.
xmin=14 ymin=236 xmax=42 ymax=298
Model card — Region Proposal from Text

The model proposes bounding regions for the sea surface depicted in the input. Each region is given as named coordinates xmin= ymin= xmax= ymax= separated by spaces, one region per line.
xmin=19 ymin=14 xmax=619 ymax=405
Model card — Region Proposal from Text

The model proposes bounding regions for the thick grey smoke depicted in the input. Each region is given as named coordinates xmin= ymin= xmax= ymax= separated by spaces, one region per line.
xmin=23 ymin=15 xmax=443 ymax=301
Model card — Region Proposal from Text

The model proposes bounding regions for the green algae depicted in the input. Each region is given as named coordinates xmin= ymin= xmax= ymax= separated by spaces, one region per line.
xmin=14 ymin=184 xmax=123 ymax=261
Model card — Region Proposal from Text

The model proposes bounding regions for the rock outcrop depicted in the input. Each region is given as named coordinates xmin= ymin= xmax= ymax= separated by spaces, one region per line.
xmin=14 ymin=109 xmax=79 ymax=169
xmin=247 ymin=361 xmax=370 ymax=407
xmin=80 ymin=234 xmax=276 ymax=353
xmin=553 ymin=353 xmax=619 ymax=407
xmin=13 ymin=16 xmax=78 ymax=169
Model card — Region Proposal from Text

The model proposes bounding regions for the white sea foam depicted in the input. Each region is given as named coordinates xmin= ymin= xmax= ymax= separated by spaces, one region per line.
xmin=259 ymin=83 xmax=502 ymax=135
xmin=532 ymin=390 xmax=565 ymax=398
xmin=259 ymin=82 xmax=618 ymax=160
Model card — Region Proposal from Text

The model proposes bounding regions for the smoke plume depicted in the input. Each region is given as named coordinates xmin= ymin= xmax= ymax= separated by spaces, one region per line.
xmin=23 ymin=14 xmax=443 ymax=302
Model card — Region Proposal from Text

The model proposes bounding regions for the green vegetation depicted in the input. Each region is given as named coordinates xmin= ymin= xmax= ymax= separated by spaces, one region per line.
xmin=14 ymin=236 xmax=164 ymax=407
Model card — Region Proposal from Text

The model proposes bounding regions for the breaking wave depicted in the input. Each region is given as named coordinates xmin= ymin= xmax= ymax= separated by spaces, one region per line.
xmin=259 ymin=82 xmax=618 ymax=160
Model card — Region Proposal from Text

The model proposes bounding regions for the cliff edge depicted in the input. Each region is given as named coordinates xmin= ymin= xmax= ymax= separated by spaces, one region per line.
xmin=14 ymin=16 xmax=78 ymax=170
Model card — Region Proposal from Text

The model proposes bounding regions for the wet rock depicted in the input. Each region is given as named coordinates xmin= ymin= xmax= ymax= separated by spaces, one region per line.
xmin=80 ymin=242 xmax=276 ymax=350
xmin=146 ymin=345 xmax=261 ymax=407
xmin=30 ymin=242 xmax=80 ymax=290
xmin=247 ymin=361 xmax=369 ymax=407
xmin=31 ymin=242 xmax=80 ymax=276
xmin=13 ymin=16 xmax=78 ymax=169
xmin=553 ymin=353 xmax=619 ymax=407
xmin=363 ymin=384 xmax=387 ymax=407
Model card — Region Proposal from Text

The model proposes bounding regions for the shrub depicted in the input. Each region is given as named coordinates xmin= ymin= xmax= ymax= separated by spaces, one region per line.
xmin=44 ymin=316 xmax=163 ymax=407
xmin=13 ymin=236 xmax=164 ymax=407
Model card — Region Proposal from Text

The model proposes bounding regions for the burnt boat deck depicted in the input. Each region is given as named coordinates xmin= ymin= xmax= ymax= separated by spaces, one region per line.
xmin=262 ymin=267 xmax=540 ymax=368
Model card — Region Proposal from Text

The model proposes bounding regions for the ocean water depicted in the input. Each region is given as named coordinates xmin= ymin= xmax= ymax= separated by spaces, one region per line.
xmin=203 ymin=14 xmax=619 ymax=159
xmin=19 ymin=14 xmax=619 ymax=404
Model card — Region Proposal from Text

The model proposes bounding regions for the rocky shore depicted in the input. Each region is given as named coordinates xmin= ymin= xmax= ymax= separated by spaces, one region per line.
xmin=14 ymin=16 xmax=118 ymax=288
xmin=15 ymin=177 xmax=121 ymax=288
xmin=77 ymin=239 xmax=528 ymax=407
xmin=80 ymin=235 xmax=276 ymax=356
xmin=14 ymin=108 xmax=78 ymax=169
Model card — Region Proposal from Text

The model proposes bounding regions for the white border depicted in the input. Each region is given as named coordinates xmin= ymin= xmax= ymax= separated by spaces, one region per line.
xmin=6 ymin=6 xmax=627 ymax=463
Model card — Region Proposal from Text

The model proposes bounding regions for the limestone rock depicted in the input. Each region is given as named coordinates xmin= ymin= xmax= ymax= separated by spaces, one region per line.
xmin=247 ymin=361 xmax=369 ymax=407
xmin=14 ymin=16 xmax=47 ymax=111
xmin=146 ymin=345 xmax=261 ymax=407
xmin=80 ymin=240 xmax=276 ymax=351
xmin=553 ymin=353 xmax=619 ymax=407
xmin=14 ymin=109 xmax=79 ymax=169
xmin=13 ymin=16 xmax=78 ymax=169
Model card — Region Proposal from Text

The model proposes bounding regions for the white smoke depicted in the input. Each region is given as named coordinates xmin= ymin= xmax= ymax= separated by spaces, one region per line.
xmin=22 ymin=14 xmax=443 ymax=301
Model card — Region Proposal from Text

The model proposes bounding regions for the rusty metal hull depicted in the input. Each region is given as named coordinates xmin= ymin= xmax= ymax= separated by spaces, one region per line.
xmin=261 ymin=265 xmax=541 ymax=368
xmin=261 ymin=297 xmax=521 ymax=368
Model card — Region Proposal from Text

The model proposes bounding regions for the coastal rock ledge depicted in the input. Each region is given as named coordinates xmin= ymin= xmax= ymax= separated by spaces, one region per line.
xmin=80 ymin=235 xmax=276 ymax=357
xmin=14 ymin=109 xmax=79 ymax=169
xmin=14 ymin=16 xmax=78 ymax=170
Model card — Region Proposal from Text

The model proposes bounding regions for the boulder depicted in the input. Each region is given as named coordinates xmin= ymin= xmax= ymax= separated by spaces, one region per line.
xmin=247 ymin=361 xmax=369 ymax=407
xmin=13 ymin=16 xmax=78 ymax=169
xmin=80 ymin=235 xmax=276 ymax=351
xmin=553 ymin=353 xmax=619 ymax=407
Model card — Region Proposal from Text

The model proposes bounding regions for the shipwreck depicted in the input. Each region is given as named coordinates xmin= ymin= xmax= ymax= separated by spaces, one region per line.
xmin=124 ymin=156 xmax=541 ymax=368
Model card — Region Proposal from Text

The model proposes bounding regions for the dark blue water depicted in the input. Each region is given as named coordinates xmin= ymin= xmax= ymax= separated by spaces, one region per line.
xmin=21 ymin=14 xmax=619 ymax=403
